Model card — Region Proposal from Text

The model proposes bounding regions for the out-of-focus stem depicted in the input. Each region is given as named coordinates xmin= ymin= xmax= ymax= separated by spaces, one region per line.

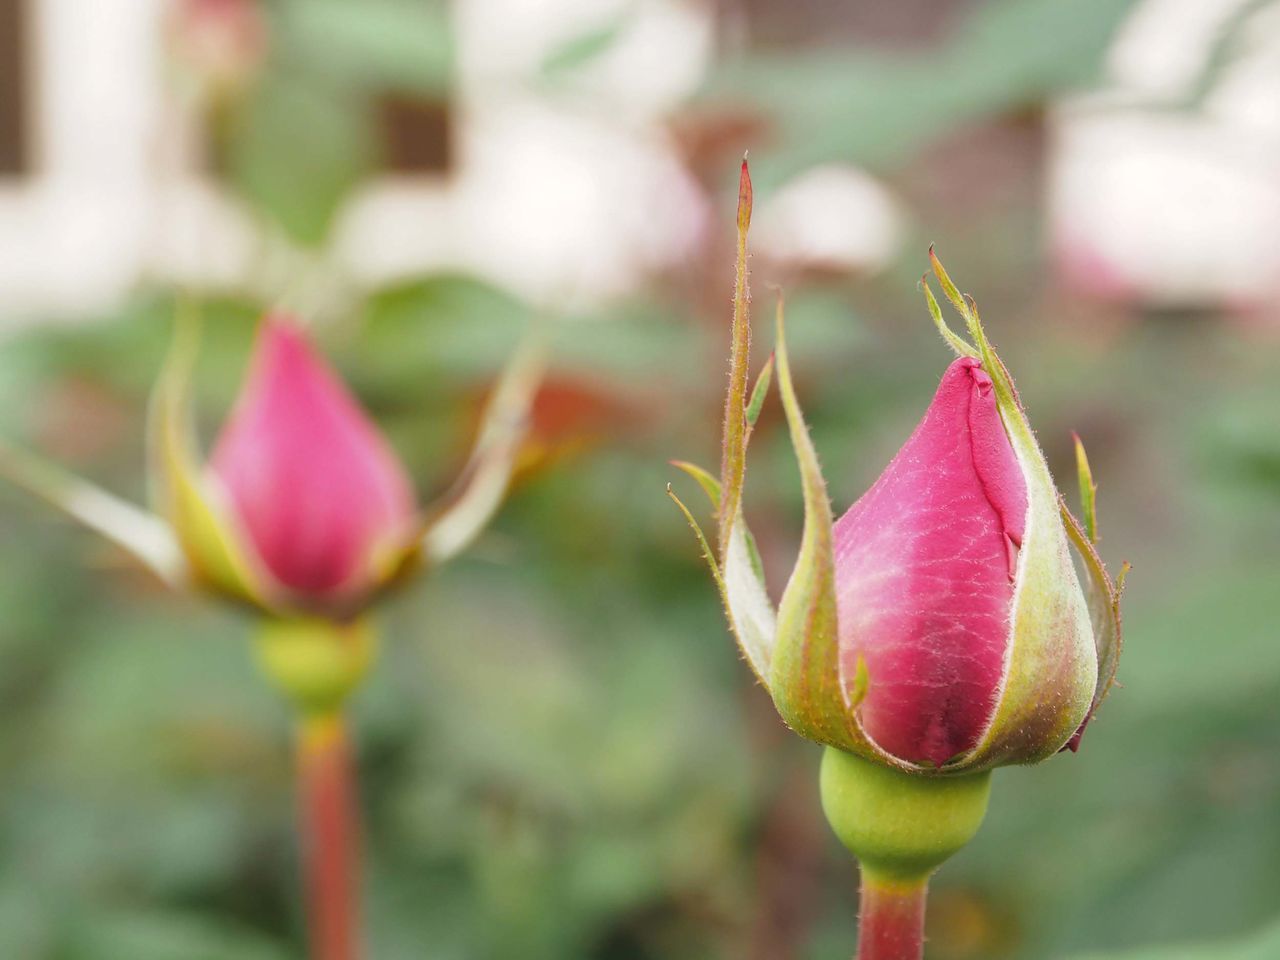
xmin=856 ymin=873 xmax=928 ymax=960
xmin=297 ymin=711 xmax=361 ymax=960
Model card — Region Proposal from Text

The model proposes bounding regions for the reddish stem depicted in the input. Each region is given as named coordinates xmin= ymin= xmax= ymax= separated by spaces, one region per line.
xmin=297 ymin=712 xmax=362 ymax=960
xmin=856 ymin=874 xmax=928 ymax=960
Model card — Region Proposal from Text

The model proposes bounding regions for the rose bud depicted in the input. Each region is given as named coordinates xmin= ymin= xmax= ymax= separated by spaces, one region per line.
xmin=0 ymin=306 xmax=543 ymax=960
xmin=207 ymin=317 xmax=417 ymax=603
xmin=0 ymin=307 xmax=543 ymax=624
xmin=672 ymin=164 xmax=1124 ymax=774
xmin=671 ymin=161 xmax=1127 ymax=957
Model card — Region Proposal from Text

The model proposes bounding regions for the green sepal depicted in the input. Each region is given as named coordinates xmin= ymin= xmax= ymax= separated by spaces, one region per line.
xmin=666 ymin=160 xmax=778 ymax=686
xmin=418 ymin=320 xmax=546 ymax=567
xmin=926 ymin=252 xmax=1097 ymax=770
xmin=716 ymin=159 xmax=755 ymax=559
xmin=669 ymin=460 xmax=721 ymax=510
xmin=745 ymin=354 xmax=774 ymax=427
xmin=147 ymin=306 xmax=278 ymax=609
xmin=0 ymin=437 xmax=185 ymax=587
xmin=670 ymin=475 xmax=776 ymax=685
xmin=770 ymin=298 xmax=881 ymax=759
xmin=1073 ymin=432 xmax=1099 ymax=543
xmin=1061 ymin=495 xmax=1125 ymax=740
xmin=921 ymin=272 xmax=978 ymax=360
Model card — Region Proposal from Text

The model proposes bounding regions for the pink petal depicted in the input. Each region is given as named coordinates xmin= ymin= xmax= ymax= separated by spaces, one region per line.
xmin=210 ymin=316 xmax=415 ymax=599
xmin=834 ymin=357 xmax=1028 ymax=767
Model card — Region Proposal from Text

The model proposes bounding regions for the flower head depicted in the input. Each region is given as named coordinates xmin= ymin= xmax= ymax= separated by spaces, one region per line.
xmin=671 ymin=162 xmax=1126 ymax=774
xmin=835 ymin=356 xmax=1030 ymax=767
xmin=0 ymin=306 xmax=543 ymax=621
xmin=209 ymin=317 xmax=415 ymax=600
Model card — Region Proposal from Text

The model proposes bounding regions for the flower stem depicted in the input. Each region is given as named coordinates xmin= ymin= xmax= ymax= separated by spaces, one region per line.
xmin=297 ymin=711 xmax=362 ymax=960
xmin=856 ymin=873 xmax=928 ymax=960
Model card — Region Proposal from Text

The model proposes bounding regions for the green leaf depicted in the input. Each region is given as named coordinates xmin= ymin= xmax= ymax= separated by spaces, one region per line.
xmin=225 ymin=72 xmax=374 ymax=247
xmin=1070 ymin=918 xmax=1280 ymax=960
xmin=708 ymin=0 xmax=1135 ymax=186
xmin=541 ymin=22 xmax=625 ymax=78
xmin=276 ymin=0 xmax=453 ymax=95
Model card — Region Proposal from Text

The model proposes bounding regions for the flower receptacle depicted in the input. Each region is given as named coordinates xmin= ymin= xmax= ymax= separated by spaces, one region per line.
xmin=820 ymin=746 xmax=992 ymax=886
xmin=255 ymin=616 xmax=376 ymax=717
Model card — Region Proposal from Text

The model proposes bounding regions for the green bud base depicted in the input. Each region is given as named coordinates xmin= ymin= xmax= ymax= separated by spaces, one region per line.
xmin=255 ymin=617 xmax=376 ymax=716
xmin=821 ymin=748 xmax=993 ymax=959
xmin=820 ymin=746 xmax=992 ymax=885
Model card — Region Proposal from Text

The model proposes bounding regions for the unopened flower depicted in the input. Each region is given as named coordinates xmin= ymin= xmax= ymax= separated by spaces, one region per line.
xmin=204 ymin=317 xmax=416 ymax=604
xmin=671 ymin=162 xmax=1126 ymax=776
xmin=1 ymin=308 xmax=542 ymax=623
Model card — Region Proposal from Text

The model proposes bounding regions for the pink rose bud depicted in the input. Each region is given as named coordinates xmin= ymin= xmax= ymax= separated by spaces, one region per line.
xmin=671 ymin=161 xmax=1126 ymax=775
xmin=0 ymin=303 xmax=543 ymax=621
xmin=209 ymin=317 xmax=416 ymax=599
xmin=834 ymin=357 xmax=1030 ymax=767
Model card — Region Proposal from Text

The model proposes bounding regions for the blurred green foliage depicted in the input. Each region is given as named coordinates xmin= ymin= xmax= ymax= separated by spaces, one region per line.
xmin=3 ymin=0 xmax=1280 ymax=958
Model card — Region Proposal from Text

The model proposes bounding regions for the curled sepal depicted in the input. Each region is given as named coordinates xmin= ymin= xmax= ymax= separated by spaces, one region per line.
xmin=670 ymin=460 xmax=720 ymax=508
xmin=746 ymin=354 xmax=774 ymax=428
xmin=419 ymin=322 xmax=546 ymax=566
xmin=1059 ymin=434 xmax=1126 ymax=751
xmin=770 ymin=299 xmax=882 ymax=759
xmin=717 ymin=159 xmax=755 ymax=558
xmin=670 ymin=158 xmax=778 ymax=685
xmin=147 ymin=307 xmax=276 ymax=608
xmin=669 ymin=461 xmax=775 ymax=684
xmin=920 ymin=275 xmax=978 ymax=361
xmin=0 ymin=437 xmax=185 ymax=587
xmin=1073 ymin=432 xmax=1099 ymax=544
xmin=926 ymin=253 xmax=1097 ymax=770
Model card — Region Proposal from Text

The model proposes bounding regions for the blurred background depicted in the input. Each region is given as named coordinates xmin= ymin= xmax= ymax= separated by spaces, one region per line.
xmin=1 ymin=0 xmax=1279 ymax=957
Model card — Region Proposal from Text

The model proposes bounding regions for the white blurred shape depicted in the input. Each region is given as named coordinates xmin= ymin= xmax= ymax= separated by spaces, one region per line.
xmin=453 ymin=100 xmax=709 ymax=307
xmin=568 ymin=0 xmax=713 ymax=119
xmin=1051 ymin=111 xmax=1280 ymax=304
xmin=1106 ymin=0 xmax=1256 ymax=95
xmin=1050 ymin=0 xmax=1280 ymax=306
xmin=335 ymin=182 xmax=462 ymax=285
xmin=0 ymin=0 xmax=715 ymax=324
xmin=755 ymin=165 xmax=904 ymax=275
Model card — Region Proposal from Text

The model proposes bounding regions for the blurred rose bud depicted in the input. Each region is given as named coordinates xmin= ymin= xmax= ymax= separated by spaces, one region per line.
xmin=208 ymin=317 xmax=416 ymax=601
xmin=148 ymin=311 xmax=544 ymax=618
xmin=671 ymin=162 xmax=1126 ymax=776
xmin=0 ymin=307 xmax=543 ymax=622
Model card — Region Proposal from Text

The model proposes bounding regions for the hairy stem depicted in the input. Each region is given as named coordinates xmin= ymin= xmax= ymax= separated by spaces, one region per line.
xmin=856 ymin=873 xmax=928 ymax=960
xmin=297 ymin=712 xmax=362 ymax=960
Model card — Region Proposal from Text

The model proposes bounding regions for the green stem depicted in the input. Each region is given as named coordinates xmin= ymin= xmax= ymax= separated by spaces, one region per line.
xmin=820 ymin=747 xmax=992 ymax=960
xmin=298 ymin=711 xmax=362 ymax=960
xmin=856 ymin=873 xmax=928 ymax=960
xmin=255 ymin=618 xmax=376 ymax=960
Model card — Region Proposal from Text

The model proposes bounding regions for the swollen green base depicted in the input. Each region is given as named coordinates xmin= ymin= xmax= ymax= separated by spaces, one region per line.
xmin=256 ymin=617 xmax=376 ymax=716
xmin=820 ymin=746 xmax=992 ymax=885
